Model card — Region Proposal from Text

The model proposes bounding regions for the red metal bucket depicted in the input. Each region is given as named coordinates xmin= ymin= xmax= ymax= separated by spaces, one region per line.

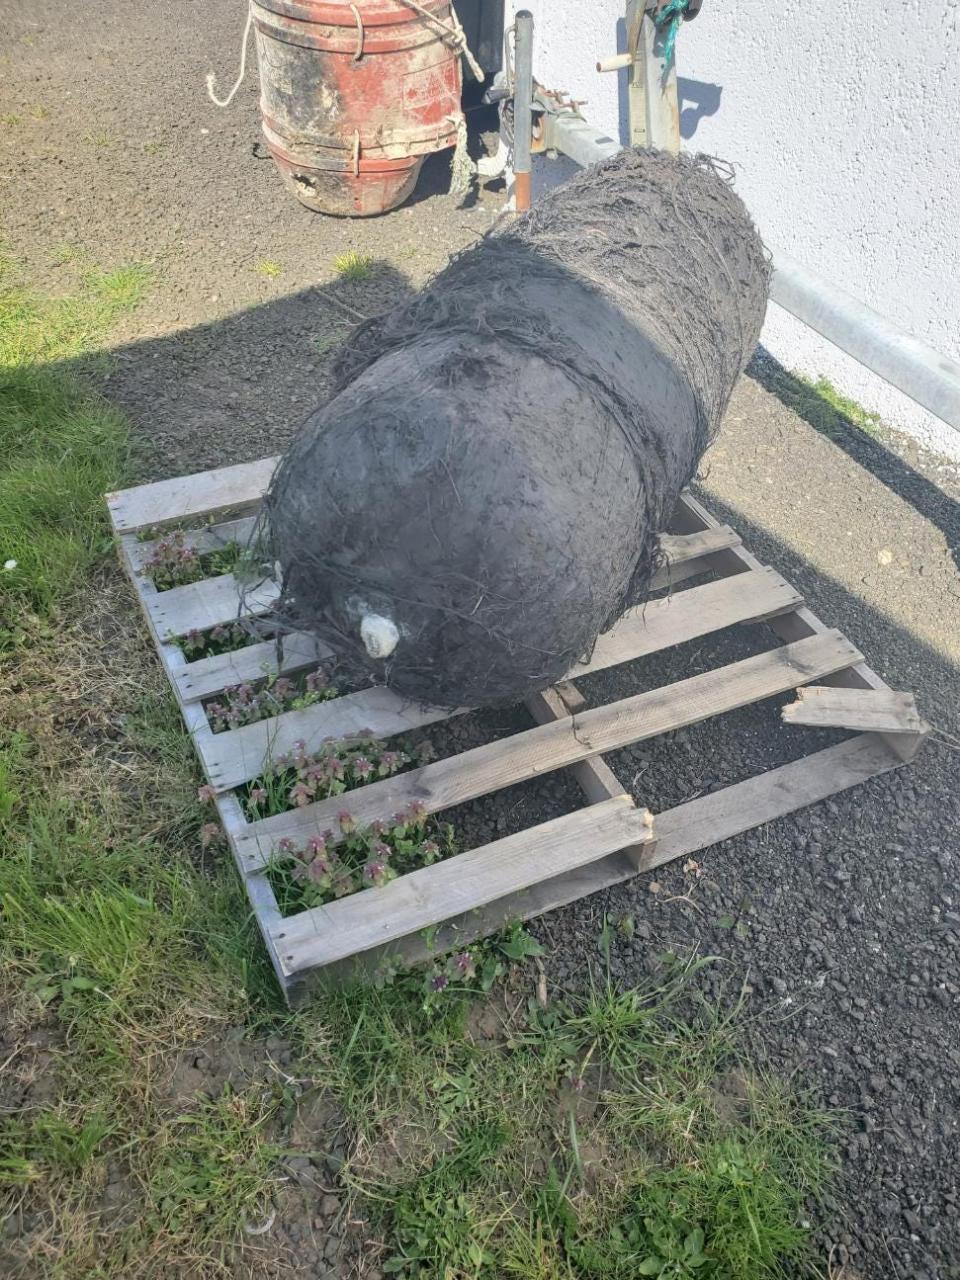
xmin=252 ymin=0 xmax=464 ymax=216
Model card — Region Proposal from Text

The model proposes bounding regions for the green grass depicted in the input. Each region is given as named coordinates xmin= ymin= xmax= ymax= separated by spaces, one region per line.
xmin=0 ymin=1111 xmax=114 ymax=1186
xmin=311 ymin=958 xmax=835 ymax=1280
xmin=146 ymin=1090 xmax=283 ymax=1246
xmin=0 ymin=256 xmax=151 ymax=613
xmin=254 ymin=258 xmax=282 ymax=279
xmin=334 ymin=249 xmax=375 ymax=282
xmin=761 ymin=368 xmax=884 ymax=441
xmin=311 ymin=326 xmax=349 ymax=356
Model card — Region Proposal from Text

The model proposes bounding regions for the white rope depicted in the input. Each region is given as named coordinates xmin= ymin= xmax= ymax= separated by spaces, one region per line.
xmin=206 ymin=1 xmax=254 ymax=108
xmin=399 ymin=0 xmax=485 ymax=82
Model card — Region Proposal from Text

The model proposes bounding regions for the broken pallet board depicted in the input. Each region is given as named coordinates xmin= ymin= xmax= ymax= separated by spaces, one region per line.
xmin=782 ymin=686 xmax=927 ymax=735
xmin=109 ymin=456 xmax=927 ymax=1003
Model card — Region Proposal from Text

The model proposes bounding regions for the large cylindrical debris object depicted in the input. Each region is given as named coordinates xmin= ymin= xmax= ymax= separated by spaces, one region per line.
xmin=252 ymin=0 xmax=463 ymax=216
xmin=261 ymin=150 xmax=770 ymax=705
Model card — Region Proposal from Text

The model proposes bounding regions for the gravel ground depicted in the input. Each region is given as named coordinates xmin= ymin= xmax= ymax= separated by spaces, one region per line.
xmin=3 ymin=4 xmax=960 ymax=1279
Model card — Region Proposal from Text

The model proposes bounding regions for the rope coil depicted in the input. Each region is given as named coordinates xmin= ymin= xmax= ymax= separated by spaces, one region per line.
xmin=653 ymin=0 xmax=689 ymax=65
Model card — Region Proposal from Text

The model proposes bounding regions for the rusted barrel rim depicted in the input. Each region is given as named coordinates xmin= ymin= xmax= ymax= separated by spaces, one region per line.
xmin=262 ymin=116 xmax=457 ymax=168
xmin=256 ymin=0 xmax=450 ymax=22
xmin=254 ymin=0 xmax=453 ymax=38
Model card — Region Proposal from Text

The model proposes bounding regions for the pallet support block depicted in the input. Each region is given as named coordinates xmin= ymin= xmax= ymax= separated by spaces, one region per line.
xmin=108 ymin=456 xmax=927 ymax=1002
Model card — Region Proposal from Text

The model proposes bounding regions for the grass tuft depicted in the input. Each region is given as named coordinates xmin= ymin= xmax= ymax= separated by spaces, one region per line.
xmin=334 ymin=250 xmax=375 ymax=282
xmin=254 ymin=259 xmax=282 ymax=278
xmin=760 ymin=367 xmax=884 ymax=441
xmin=145 ymin=1090 xmax=283 ymax=1247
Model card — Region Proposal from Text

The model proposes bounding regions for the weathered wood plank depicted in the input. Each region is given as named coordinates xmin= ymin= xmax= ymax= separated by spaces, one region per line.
xmin=781 ymin=686 xmax=927 ymax=735
xmin=107 ymin=457 xmax=278 ymax=534
xmin=203 ymin=564 xmax=802 ymax=793
xmin=658 ymin=526 xmax=740 ymax=567
xmin=275 ymin=795 xmax=653 ymax=975
xmin=236 ymin=630 xmax=861 ymax=870
xmin=174 ymin=632 xmax=332 ymax=703
xmin=144 ymin=572 xmax=280 ymax=638
xmin=200 ymin=687 xmax=459 ymax=792
xmin=286 ymin=733 xmax=903 ymax=996
xmin=642 ymin=732 xmax=903 ymax=870
xmin=525 ymin=683 xmax=652 ymax=869
xmin=573 ymin=565 xmax=801 ymax=678
xmin=671 ymin=491 xmax=925 ymax=762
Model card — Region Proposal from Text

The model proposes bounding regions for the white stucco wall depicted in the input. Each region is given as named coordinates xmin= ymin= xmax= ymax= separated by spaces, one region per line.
xmin=509 ymin=1 xmax=960 ymax=459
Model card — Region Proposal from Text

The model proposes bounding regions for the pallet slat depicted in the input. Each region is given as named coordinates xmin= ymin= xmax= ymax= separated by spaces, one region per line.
xmin=645 ymin=731 xmax=902 ymax=869
xmin=202 ymin=565 xmax=802 ymax=791
xmin=658 ymin=526 xmax=740 ymax=566
xmin=107 ymin=457 xmax=278 ymax=534
xmin=174 ymin=632 xmax=332 ymax=703
xmin=781 ymin=686 xmax=926 ymax=735
xmin=574 ymin=564 xmax=800 ymax=678
xmin=236 ymin=629 xmax=861 ymax=870
xmin=203 ymin=685 xmax=457 ymax=792
xmin=275 ymin=795 xmax=654 ymax=975
xmin=144 ymin=573 xmax=280 ymax=638
xmin=326 ymin=733 xmax=903 ymax=988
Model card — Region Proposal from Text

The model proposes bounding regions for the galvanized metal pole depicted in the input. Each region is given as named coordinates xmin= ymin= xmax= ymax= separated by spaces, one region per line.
xmin=513 ymin=9 xmax=534 ymax=212
xmin=771 ymin=253 xmax=960 ymax=432
xmin=538 ymin=111 xmax=960 ymax=433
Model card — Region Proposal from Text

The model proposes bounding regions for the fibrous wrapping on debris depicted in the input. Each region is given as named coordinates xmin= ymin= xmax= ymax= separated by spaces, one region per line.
xmin=255 ymin=148 xmax=770 ymax=708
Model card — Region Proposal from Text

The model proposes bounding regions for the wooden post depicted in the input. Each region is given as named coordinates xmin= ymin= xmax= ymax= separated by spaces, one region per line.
xmin=623 ymin=2 xmax=681 ymax=154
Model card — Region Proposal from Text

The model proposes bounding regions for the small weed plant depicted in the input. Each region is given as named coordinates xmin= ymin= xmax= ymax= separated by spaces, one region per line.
xmin=334 ymin=249 xmax=375 ymax=281
xmin=205 ymin=668 xmax=339 ymax=733
xmin=238 ymin=733 xmax=432 ymax=820
xmin=180 ymin=621 xmax=253 ymax=659
xmin=143 ymin=529 xmax=242 ymax=590
xmin=266 ymin=801 xmax=455 ymax=913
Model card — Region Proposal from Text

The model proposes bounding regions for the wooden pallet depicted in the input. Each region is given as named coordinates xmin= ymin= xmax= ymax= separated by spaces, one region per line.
xmin=107 ymin=459 xmax=927 ymax=1004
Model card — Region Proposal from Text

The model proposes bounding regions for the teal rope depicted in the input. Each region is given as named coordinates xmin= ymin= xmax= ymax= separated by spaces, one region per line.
xmin=654 ymin=0 xmax=689 ymax=65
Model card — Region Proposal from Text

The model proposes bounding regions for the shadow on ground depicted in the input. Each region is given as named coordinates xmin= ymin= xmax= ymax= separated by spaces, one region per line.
xmin=749 ymin=348 xmax=960 ymax=573
xmin=72 ymin=266 xmax=420 ymax=482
